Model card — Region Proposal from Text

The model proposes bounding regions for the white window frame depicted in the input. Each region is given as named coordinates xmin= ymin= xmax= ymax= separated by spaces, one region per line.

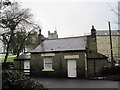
xmin=42 ymin=56 xmax=54 ymax=71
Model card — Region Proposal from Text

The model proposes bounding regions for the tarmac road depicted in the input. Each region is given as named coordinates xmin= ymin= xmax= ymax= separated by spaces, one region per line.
xmin=32 ymin=77 xmax=119 ymax=89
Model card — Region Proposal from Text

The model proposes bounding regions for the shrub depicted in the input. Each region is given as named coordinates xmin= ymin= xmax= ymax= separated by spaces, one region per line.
xmin=2 ymin=70 xmax=46 ymax=90
xmin=101 ymin=66 xmax=120 ymax=76
xmin=100 ymin=66 xmax=120 ymax=80
xmin=2 ymin=62 xmax=14 ymax=70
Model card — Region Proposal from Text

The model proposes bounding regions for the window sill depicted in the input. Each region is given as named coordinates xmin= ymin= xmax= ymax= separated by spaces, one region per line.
xmin=42 ymin=69 xmax=54 ymax=71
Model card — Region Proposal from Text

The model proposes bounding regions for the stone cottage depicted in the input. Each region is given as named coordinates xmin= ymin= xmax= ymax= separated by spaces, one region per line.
xmin=30 ymin=26 xmax=108 ymax=78
xmin=14 ymin=53 xmax=31 ymax=75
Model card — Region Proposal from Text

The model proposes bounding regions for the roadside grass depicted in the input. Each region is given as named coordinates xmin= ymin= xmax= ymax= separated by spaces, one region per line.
xmin=0 ymin=54 xmax=16 ymax=62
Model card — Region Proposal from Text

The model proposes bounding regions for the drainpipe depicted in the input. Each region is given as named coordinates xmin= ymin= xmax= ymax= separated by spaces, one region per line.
xmin=84 ymin=53 xmax=88 ymax=78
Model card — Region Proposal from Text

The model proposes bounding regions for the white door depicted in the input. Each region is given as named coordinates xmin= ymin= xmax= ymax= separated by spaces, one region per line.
xmin=67 ymin=60 xmax=77 ymax=78
xmin=24 ymin=60 xmax=30 ymax=75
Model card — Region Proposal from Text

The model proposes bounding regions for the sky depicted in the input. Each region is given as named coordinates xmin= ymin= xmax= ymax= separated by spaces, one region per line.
xmin=18 ymin=0 xmax=118 ymax=38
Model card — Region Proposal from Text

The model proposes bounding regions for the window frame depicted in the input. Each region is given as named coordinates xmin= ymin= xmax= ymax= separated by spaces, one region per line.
xmin=42 ymin=56 xmax=54 ymax=71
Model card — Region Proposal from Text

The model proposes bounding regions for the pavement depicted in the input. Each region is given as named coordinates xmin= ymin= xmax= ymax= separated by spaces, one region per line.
xmin=32 ymin=77 xmax=119 ymax=89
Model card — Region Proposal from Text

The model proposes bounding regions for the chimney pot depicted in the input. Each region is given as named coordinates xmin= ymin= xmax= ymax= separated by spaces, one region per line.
xmin=39 ymin=29 xmax=41 ymax=35
xmin=92 ymin=25 xmax=94 ymax=29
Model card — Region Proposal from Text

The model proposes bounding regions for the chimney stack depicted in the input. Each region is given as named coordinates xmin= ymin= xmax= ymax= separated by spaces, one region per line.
xmin=37 ymin=29 xmax=45 ymax=45
xmin=38 ymin=29 xmax=41 ymax=36
xmin=87 ymin=25 xmax=97 ymax=53
xmin=91 ymin=25 xmax=96 ymax=37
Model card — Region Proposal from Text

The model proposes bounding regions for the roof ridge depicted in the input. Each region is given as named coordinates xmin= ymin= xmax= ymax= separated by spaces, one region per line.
xmin=45 ymin=36 xmax=87 ymax=41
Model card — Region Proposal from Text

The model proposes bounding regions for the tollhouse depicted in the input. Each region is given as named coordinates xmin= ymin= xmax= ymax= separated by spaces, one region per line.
xmin=30 ymin=26 xmax=108 ymax=78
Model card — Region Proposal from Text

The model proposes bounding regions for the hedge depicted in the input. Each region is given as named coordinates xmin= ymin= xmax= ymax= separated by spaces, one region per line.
xmin=101 ymin=66 xmax=120 ymax=76
xmin=100 ymin=66 xmax=120 ymax=80
xmin=2 ymin=70 xmax=46 ymax=90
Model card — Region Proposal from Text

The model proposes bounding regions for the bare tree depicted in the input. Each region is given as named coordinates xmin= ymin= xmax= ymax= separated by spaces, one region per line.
xmin=10 ymin=25 xmax=40 ymax=57
xmin=0 ymin=0 xmax=11 ymax=10
xmin=0 ymin=1 xmax=38 ymax=63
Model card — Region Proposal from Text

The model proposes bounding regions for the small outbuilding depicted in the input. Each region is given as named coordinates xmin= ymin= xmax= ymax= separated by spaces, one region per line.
xmin=14 ymin=53 xmax=30 ymax=75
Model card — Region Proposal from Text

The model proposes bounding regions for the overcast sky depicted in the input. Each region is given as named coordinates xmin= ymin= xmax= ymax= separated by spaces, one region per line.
xmin=19 ymin=0 xmax=118 ymax=38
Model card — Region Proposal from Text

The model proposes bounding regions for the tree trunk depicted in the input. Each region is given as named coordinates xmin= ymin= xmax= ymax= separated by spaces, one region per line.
xmin=3 ymin=42 xmax=10 ymax=63
xmin=3 ymin=30 xmax=14 ymax=63
xmin=17 ymin=48 xmax=21 ymax=57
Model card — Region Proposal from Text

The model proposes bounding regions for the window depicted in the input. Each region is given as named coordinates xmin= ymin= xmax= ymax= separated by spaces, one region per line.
xmin=43 ymin=56 xmax=53 ymax=70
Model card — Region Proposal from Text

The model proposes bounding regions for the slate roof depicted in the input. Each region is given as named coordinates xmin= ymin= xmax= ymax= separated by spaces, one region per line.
xmin=87 ymin=51 xmax=108 ymax=59
xmin=32 ymin=36 xmax=87 ymax=53
xmin=14 ymin=53 xmax=31 ymax=61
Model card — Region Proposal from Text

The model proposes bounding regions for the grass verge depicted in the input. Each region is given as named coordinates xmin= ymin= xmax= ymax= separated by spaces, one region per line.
xmin=0 ymin=54 xmax=16 ymax=62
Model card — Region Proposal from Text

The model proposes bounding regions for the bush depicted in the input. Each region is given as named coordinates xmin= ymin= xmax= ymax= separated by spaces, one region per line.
xmin=101 ymin=66 xmax=120 ymax=76
xmin=2 ymin=62 xmax=14 ymax=70
xmin=101 ymin=66 xmax=120 ymax=80
xmin=2 ymin=70 xmax=46 ymax=90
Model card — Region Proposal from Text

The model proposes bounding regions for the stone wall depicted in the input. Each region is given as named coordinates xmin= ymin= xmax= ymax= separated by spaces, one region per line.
xmin=14 ymin=61 xmax=24 ymax=70
xmin=118 ymin=31 xmax=120 ymax=57
xmin=87 ymin=58 xmax=107 ymax=77
xmin=31 ymin=51 xmax=86 ymax=78
xmin=97 ymin=35 xmax=120 ymax=60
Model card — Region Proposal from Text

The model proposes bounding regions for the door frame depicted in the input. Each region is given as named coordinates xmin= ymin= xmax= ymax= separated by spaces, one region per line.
xmin=24 ymin=60 xmax=30 ymax=75
xmin=67 ymin=59 xmax=77 ymax=78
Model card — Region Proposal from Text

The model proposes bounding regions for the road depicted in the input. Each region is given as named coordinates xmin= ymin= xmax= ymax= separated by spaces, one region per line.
xmin=32 ymin=77 xmax=119 ymax=89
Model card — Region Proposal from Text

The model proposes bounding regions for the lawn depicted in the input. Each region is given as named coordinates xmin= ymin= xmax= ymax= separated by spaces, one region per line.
xmin=0 ymin=54 xmax=16 ymax=62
